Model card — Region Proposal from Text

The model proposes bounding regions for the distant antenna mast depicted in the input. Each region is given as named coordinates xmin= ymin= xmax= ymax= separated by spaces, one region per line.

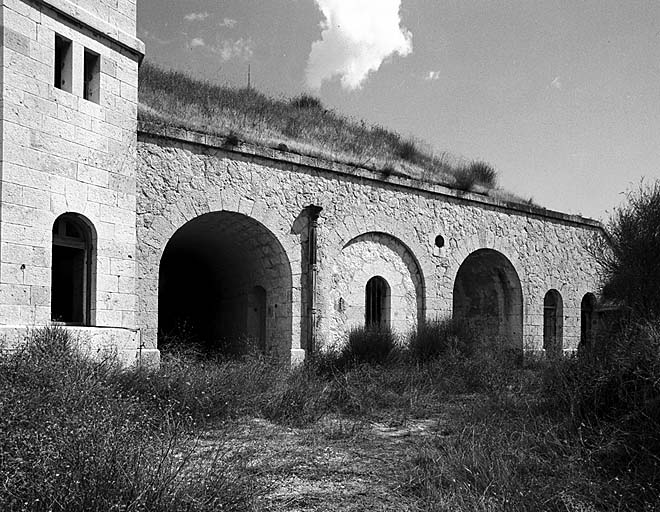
xmin=247 ymin=64 xmax=251 ymax=90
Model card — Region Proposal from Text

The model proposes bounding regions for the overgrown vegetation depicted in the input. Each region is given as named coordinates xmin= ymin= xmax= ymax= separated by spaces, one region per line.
xmin=3 ymin=317 xmax=660 ymax=509
xmin=138 ymin=62 xmax=518 ymax=199
xmin=5 ymin=181 xmax=660 ymax=509
xmin=591 ymin=180 xmax=660 ymax=320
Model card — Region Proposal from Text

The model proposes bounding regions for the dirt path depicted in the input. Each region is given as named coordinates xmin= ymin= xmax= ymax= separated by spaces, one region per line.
xmin=190 ymin=400 xmax=472 ymax=511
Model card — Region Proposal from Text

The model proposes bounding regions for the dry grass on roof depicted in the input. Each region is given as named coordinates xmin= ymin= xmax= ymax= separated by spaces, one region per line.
xmin=137 ymin=61 xmax=534 ymax=206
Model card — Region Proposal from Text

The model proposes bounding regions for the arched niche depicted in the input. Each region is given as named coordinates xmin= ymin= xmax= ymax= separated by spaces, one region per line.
xmin=453 ymin=248 xmax=523 ymax=352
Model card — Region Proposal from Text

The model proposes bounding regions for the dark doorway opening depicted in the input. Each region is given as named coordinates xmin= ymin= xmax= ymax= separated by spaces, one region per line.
xmin=543 ymin=290 xmax=563 ymax=357
xmin=365 ymin=276 xmax=390 ymax=327
xmin=51 ymin=213 xmax=95 ymax=325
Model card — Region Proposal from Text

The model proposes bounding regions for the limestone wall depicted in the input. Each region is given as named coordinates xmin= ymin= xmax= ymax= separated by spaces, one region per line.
xmin=136 ymin=127 xmax=603 ymax=360
xmin=0 ymin=0 xmax=141 ymax=329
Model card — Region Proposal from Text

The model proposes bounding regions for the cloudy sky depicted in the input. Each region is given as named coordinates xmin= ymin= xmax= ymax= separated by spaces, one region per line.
xmin=138 ymin=0 xmax=660 ymax=220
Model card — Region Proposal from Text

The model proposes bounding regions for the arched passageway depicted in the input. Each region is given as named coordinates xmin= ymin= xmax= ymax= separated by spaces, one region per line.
xmin=453 ymin=249 xmax=523 ymax=351
xmin=158 ymin=212 xmax=292 ymax=354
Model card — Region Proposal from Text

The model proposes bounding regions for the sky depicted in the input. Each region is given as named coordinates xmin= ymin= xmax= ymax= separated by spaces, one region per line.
xmin=137 ymin=0 xmax=660 ymax=221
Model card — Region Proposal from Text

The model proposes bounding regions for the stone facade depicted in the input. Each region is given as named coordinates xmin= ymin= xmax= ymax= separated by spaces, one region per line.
xmin=0 ymin=0 xmax=143 ymax=364
xmin=136 ymin=128 xmax=603 ymax=364
xmin=0 ymin=0 xmax=604 ymax=366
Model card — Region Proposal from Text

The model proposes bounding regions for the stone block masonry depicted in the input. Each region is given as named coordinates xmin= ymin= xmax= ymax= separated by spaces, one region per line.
xmin=136 ymin=125 xmax=603 ymax=362
xmin=0 ymin=0 xmax=604 ymax=367
xmin=0 ymin=0 xmax=147 ymax=365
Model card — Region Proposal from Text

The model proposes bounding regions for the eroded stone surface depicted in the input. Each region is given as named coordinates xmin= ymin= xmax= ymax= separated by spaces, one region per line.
xmin=137 ymin=132 xmax=603 ymax=359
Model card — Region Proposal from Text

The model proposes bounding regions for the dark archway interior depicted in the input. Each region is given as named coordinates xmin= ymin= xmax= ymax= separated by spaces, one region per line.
xmin=580 ymin=292 xmax=597 ymax=348
xmin=453 ymin=249 xmax=523 ymax=350
xmin=365 ymin=276 xmax=390 ymax=327
xmin=543 ymin=290 xmax=563 ymax=357
xmin=158 ymin=212 xmax=292 ymax=354
xmin=52 ymin=213 xmax=95 ymax=326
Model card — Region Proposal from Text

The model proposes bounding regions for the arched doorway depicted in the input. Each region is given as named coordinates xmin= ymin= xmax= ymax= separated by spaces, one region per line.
xmin=51 ymin=213 xmax=96 ymax=325
xmin=158 ymin=212 xmax=292 ymax=355
xmin=543 ymin=290 xmax=563 ymax=357
xmin=453 ymin=249 xmax=523 ymax=351
xmin=365 ymin=276 xmax=390 ymax=327
xmin=580 ymin=293 xmax=597 ymax=348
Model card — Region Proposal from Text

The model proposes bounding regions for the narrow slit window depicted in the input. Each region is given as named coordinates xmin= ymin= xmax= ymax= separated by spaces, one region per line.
xmin=54 ymin=34 xmax=72 ymax=92
xmin=83 ymin=49 xmax=100 ymax=103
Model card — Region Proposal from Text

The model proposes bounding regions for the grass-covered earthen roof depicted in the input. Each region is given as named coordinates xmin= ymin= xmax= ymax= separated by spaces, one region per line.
xmin=138 ymin=62 xmax=532 ymax=204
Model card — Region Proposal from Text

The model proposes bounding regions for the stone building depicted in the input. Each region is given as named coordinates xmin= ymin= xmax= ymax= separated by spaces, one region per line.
xmin=0 ymin=0 xmax=604 ymax=366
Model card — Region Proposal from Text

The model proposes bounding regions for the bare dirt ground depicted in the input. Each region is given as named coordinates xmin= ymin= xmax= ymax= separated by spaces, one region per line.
xmin=188 ymin=399 xmax=474 ymax=511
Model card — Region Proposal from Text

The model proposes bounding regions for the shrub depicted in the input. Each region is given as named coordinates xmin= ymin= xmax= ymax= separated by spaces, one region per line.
xmin=342 ymin=325 xmax=397 ymax=366
xmin=395 ymin=138 xmax=419 ymax=162
xmin=289 ymin=94 xmax=323 ymax=110
xmin=591 ymin=179 xmax=660 ymax=321
xmin=408 ymin=318 xmax=478 ymax=361
xmin=467 ymin=160 xmax=498 ymax=187
xmin=452 ymin=166 xmax=476 ymax=191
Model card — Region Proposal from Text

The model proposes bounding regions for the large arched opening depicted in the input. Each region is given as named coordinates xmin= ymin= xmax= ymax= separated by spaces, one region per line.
xmin=158 ymin=212 xmax=292 ymax=355
xmin=453 ymin=249 xmax=523 ymax=351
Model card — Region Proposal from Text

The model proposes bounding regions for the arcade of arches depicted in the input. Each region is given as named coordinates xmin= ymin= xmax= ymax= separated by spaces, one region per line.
xmin=153 ymin=214 xmax=598 ymax=359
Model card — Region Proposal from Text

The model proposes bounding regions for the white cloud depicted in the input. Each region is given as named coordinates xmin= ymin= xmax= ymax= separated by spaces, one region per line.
xmin=426 ymin=70 xmax=441 ymax=81
xmin=212 ymin=38 xmax=254 ymax=62
xmin=219 ymin=18 xmax=237 ymax=28
xmin=190 ymin=37 xmax=205 ymax=48
xmin=305 ymin=0 xmax=413 ymax=90
xmin=184 ymin=12 xmax=209 ymax=22
xmin=551 ymin=76 xmax=562 ymax=90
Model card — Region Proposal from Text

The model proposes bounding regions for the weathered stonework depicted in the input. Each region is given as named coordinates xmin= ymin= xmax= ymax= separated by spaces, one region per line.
xmin=136 ymin=128 xmax=603 ymax=362
xmin=0 ymin=0 xmax=604 ymax=366
xmin=0 ymin=0 xmax=144 ymax=363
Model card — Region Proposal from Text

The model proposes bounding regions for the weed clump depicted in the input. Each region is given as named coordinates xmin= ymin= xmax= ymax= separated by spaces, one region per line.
xmin=0 ymin=327 xmax=259 ymax=511
xmin=408 ymin=318 xmax=478 ymax=361
xmin=289 ymin=94 xmax=324 ymax=110
xmin=468 ymin=160 xmax=498 ymax=187
xmin=341 ymin=325 xmax=397 ymax=366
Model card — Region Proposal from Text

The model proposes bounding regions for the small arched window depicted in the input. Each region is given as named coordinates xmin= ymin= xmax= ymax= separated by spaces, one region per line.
xmin=580 ymin=293 xmax=597 ymax=348
xmin=543 ymin=290 xmax=563 ymax=357
xmin=365 ymin=276 xmax=390 ymax=327
xmin=51 ymin=213 xmax=95 ymax=325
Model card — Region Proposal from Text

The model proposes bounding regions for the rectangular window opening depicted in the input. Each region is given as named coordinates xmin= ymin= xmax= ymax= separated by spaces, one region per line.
xmin=83 ymin=48 xmax=100 ymax=103
xmin=54 ymin=34 xmax=72 ymax=92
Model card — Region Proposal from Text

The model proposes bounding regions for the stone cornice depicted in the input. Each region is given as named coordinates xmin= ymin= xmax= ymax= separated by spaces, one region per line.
xmin=30 ymin=0 xmax=144 ymax=57
xmin=137 ymin=120 xmax=604 ymax=232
